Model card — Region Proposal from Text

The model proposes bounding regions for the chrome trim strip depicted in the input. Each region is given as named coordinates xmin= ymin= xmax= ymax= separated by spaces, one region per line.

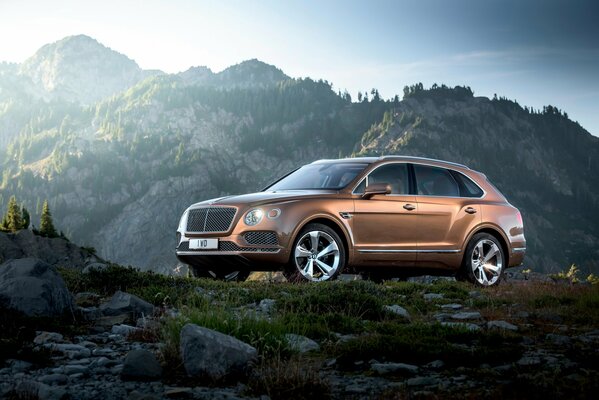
xmin=512 ymin=247 xmax=526 ymax=253
xmin=176 ymin=250 xmax=281 ymax=255
xmin=358 ymin=249 xmax=461 ymax=254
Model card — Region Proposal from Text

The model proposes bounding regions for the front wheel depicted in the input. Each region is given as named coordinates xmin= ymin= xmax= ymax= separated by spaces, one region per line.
xmin=462 ymin=233 xmax=505 ymax=287
xmin=190 ymin=267 xmax=250 ymax=282
xmin=284 ymin=223 xmax=346 ymax=282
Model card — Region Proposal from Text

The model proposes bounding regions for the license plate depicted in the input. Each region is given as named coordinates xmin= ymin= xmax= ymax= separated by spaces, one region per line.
xmin=189 ymin=238 xmax=218 ymax=250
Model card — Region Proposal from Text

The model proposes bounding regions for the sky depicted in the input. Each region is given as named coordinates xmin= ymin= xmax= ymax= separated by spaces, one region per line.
xmin=1 ymin=0 xmax=598 ymax=135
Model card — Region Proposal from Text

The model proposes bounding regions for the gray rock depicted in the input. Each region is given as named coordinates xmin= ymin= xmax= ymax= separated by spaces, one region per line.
xmin=111 ymin=324 xmax=140 ymax=336
xmin=371 ymin=362 xmax=418 ymax=374
xmin=384 ymin=305 xmax=410 ymax=319
xmin=8 ymin=359 xmax=33 ymax=372
xmin=517 ymin=355 xmax=542 ymax=366
xmin=258 ymin=298 xmax=276 ymax=314
xmin=74 ymin=292 xmax=101 ymax=307
xmin=82 ymin=262 xmax=109 ymax=274
xmin=285 ymin=334 xmax=320 ymax=353
xmin=121 ymin=349 xmax=162 ymax=381
xmin=451 ymin=311 xmax=482 ymax=320
xmin=0 ymin=258 xmax=73 ymax=317
xmin=100 ymin=291 xmax=154 ymax=319
xmin=487 ymin=320 xmax=518 ymax=331
xmin=426 ymin=360 xmax=445 ymax=369
xmin=423 ymin=293 xmax=444 ymax=300
xmin=441 ymin=322 xmax=481 ymax=331
xmin=180 ymin=323 xmax=257 ymax=379
xmin=48 ymin=343 xmax=91 ymax=358
xmin=38 ymin=373 xmax=68 ymax=385
xmin=14 ymin=380 xmax=67 ymax=400
xmin=546 ymin=333 xmax=571 ymax=345
xmin=64 ymin=365 xmax=88 ymax=375
xmin=407 ymin=376 xmax=439 ymax=387
xmin=440 ymin=303 xmax=463 ymax=310
xmin=33 ymin=331 xmax=64 ymax=345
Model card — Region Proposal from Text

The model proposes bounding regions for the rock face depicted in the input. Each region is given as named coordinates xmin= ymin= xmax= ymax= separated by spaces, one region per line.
xmin=0 ymin=258 xmax=73 ymax=316
xmin=121 ymin=349 xmax=162 ymax=381
xmin=179 ymin=323 xmax=257 ymax=379
xmin=0 ymin=230 xmax=99 ymax=269
xmin=100 ymin=291 xmax=154 ymax=319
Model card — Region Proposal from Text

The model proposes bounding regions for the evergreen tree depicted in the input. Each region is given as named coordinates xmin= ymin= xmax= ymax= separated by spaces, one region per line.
xmin=21 ymin=205 xmax=30 ymax=229
xmin=5 ymin=195 xmax=23 ymax=232
xmin=39 ymin=200 xmax=58 ymax=238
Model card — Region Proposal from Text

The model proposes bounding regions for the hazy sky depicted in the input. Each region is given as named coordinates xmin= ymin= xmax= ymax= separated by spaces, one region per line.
xmin=1 ymin=0 xmax=598 ymax=135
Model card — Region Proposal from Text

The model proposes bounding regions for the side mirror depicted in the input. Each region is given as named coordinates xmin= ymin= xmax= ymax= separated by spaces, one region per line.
xmin=362 ymin=183 xmax=392 ymax=199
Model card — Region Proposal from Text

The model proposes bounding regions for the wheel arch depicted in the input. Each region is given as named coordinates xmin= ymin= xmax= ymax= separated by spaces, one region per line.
xmin=289 ymin=215 xmax=351 ymax=265
xmin=463 ymin=224 xmax=510 ymax=267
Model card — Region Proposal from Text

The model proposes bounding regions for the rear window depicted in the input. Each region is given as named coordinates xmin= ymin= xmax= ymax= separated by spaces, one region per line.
xmin=450 ymin=171 xmax=485 ymax=198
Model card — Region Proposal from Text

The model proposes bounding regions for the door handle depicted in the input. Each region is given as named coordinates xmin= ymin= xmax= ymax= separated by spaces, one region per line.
xmin=403 ymin=204 xmax=416 ymax=211
xmin=465 ymin=207 xmax=477 ymax=214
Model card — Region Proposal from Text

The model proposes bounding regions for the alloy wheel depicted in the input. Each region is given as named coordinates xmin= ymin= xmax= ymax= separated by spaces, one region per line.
xmin=294 ymin=230 xmax=340 ymax=281
xmin=470 ymin=238 xmax=503 ymax=286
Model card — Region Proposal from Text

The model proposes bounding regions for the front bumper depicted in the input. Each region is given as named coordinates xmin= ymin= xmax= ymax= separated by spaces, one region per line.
xmin=175 ymin=234 xmax=290 ymax=271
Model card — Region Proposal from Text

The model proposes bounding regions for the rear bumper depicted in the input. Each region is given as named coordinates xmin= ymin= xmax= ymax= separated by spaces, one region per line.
xmin=508 ymin=246 xmax=526 ymax=267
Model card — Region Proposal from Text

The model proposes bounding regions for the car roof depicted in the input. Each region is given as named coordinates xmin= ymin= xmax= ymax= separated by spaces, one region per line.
xmin=312 ymin=155 xmax=470 ymax=170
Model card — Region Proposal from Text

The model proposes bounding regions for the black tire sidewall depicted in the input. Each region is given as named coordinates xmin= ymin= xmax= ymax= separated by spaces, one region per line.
xmin=284 ymin=223 xmax=346 ymax=282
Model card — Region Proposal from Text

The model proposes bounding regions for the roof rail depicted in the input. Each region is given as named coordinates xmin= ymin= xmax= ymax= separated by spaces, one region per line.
xmin=380 ymin=155 xmax=470 ymax=169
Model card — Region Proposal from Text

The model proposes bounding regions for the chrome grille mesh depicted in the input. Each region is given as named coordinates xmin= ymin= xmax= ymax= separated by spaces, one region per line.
xmin=177 ymin=240 xmax=279 ymax=253
xmin=244 ymin=231 xmax=278 ymax=245
xmin=186 ymin=207 xmax=236 ymax=233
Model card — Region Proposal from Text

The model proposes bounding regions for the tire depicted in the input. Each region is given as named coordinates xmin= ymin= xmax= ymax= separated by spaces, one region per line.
xmin=190 ymin=266 xmax=250 ymax=282
xmin=284 ymin=223 xmax=346 ymax=282
xmin=462 ymin=233 xmax=505 ymax=287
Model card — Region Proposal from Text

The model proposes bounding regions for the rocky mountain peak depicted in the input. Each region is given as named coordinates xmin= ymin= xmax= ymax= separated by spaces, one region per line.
xmin=216 ymin=58 xmax=289 ymax=89
xmin=19 ymin=34 xmax=145 ymax=104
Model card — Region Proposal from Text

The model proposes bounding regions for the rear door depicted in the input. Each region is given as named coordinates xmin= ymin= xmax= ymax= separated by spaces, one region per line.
xmin=412 ymin=164 xmax=482 ymax=265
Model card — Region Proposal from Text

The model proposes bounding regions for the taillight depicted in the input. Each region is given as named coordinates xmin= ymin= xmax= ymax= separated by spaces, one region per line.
xmin=516 ymin=211 xmax=523 ymax=227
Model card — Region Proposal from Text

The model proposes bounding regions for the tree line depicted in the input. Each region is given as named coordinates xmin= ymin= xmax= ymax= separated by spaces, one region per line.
xmin=0 ymin=195 xmax=60 ymax=238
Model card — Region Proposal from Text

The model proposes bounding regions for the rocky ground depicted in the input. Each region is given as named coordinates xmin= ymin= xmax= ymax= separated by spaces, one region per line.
xmin=1 ymin=258 xmax=598 ymax=400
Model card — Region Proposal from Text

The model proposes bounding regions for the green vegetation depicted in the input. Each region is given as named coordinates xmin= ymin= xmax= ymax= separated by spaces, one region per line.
xmin=38 ymin=199 xmax=58 ymax=238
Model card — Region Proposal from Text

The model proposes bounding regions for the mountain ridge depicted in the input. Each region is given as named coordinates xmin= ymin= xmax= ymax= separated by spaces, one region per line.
xmin=0 ymin=35 xmax=597 ymax=275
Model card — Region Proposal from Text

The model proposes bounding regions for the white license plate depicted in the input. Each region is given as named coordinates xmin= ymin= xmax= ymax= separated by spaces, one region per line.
xmin=189 ymin=238 xmax=218 ymax=250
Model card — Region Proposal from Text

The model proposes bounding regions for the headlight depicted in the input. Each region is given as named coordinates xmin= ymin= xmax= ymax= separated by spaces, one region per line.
xmin=244 ymin=208 xmax=264 ymax=226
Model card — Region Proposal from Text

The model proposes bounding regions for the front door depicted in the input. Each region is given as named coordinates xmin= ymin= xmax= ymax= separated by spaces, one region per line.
xmin=352 ymin=163 xmax=419 ymax=266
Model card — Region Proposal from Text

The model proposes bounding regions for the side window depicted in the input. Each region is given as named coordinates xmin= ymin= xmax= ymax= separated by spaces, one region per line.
xmin=414 ymin=164 xmax=460 ymax=197
xmin=367 ymin=164 xmax=410 ymax=194
xmin=450 ymin=171 xmax=484 ymax=198
xmin=353 ymin=179 xmax=366 ymax=194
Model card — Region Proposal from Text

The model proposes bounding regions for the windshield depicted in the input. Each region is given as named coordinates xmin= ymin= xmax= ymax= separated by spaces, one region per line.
xmin=267 ymin=162 xmax=369 ymax=191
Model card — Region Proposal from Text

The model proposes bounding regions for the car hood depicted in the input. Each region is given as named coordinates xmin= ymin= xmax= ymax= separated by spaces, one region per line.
xmin=190 ymin=190 xmax=338 ymax=208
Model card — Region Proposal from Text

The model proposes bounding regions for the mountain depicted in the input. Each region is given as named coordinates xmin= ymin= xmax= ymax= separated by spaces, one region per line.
xmin=0 ymin=36 xmax=597 ymax=275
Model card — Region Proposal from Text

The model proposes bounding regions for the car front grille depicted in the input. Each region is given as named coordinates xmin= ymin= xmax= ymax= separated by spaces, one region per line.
xmin=177 ymin=240 xmax=279 ymax=253
xmin=244 ymin=231 xmax=278 ymax=245
xmin=186 ymin=207 xmax=236 ymax=233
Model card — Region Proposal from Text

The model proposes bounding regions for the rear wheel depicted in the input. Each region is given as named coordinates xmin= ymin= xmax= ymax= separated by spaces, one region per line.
xmin=190 ymin=266 xmax=250 ymax=282
xmin=462 ymin=233 xmax=504 ymax=287
xmin=284 ymin=223 xmax=346 ymax=282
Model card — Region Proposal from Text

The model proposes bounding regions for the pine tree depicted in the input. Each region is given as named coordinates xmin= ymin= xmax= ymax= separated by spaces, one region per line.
xmin=5 ymin=195 xmax=23 ymax=232
xmin=21 ymin=205 xmax=30 ymax=229
xmin=39 ymin=200 xmax=58 ymax=238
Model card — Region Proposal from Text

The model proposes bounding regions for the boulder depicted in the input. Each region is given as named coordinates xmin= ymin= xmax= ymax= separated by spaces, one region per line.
xmin=0 ymin=258 xmax=73 ymax=317
xmin=121 ymin=349 xmax=162 ymax=381
xmin=180 ymin=323 xmax=257 ymax=379
xmin=285 ymin=334 xmax=320 ymax=353
xmin=100 ymin=291 xmax=154 ymax=319
xmin=384 ymin=304 xmax=411 ymax=319
xmin=487 ymin=320 xmax=518 ymax=331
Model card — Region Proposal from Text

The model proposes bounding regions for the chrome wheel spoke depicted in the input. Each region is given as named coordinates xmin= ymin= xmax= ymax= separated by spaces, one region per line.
xmin=317 ymin=242 xmax=339 ymax=259
xmin=309 ymin=231 xmax=320 ymax=252
xmin=476 ymin=242 xmax=484 ymax=257
xmin=303 ymin=259 xmax=314 ymax=276
xmin=483 ymin=244 xmax=499 ymax=263
xmin=295 ymin=246 xmax=312 ymax=258
xmin=315 ymin=259 xmax=332 ymax=275
xmin=483 ymin=263 xmax=500 ymax=274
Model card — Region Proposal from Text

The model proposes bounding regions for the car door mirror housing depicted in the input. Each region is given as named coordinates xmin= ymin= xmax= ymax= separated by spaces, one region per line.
xmin=362 ymin=183 xmax=392 ymax=199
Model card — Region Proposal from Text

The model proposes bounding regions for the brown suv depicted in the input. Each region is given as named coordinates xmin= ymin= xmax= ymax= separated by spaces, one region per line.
xmin=176 ymin=156 xmax=525 ymax=286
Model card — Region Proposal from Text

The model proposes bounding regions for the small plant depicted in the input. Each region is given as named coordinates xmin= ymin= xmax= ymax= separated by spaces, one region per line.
xmin=587 ymin=273 xmax=599 ymax=286
xmin=550 ymin=264 xmax=580 ymax=284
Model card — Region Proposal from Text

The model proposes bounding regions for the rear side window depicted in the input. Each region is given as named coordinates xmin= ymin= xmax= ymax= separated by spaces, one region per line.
xmin=450 ymin=171 xmax=484 ymax=198
xmin=414 ymin=164 xmax=460 ymax=197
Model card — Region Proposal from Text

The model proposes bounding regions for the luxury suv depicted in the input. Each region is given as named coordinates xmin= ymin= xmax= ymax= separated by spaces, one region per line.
xmin=176 ymin=156 xmax=525 ymax=286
